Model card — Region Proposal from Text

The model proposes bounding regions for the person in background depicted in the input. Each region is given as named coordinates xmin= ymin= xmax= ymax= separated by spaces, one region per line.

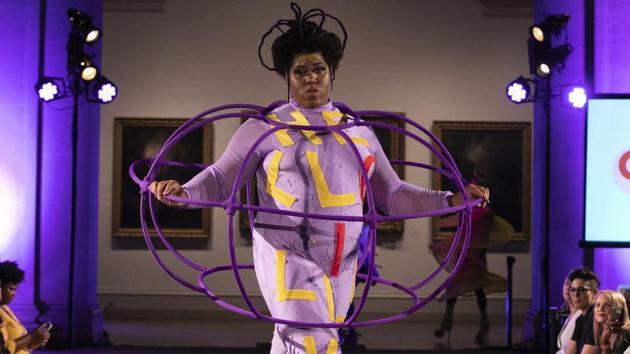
xmin=593 ymin=290 xmax=630 ymax=354
xmin=0 ymin=261 xmax=50 ymax=354
xmin=557 ymin=269 xmax=584 ymax=353
xmin=0 ymin=280 xmax=9 ymax=354
xmin=565 ymin=267 xmax=600 ymax=354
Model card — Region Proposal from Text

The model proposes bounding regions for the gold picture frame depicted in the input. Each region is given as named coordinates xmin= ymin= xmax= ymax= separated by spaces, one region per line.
xmin=112 ymin=118 xmax=212 ymax=238
xmin=431 ymin=121 xmax=531 ymax=243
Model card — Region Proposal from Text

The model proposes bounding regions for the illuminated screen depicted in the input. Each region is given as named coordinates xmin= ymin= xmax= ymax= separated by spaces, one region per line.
xmin=584 ymin=99 xmax=630 ymax=243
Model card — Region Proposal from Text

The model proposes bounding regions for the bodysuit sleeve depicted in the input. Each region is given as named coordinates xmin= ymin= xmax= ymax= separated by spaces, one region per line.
xmin=181 ymin=118 xmax=270 ymax=204
xmin=363 ymin=126 xmax=452 ymax=215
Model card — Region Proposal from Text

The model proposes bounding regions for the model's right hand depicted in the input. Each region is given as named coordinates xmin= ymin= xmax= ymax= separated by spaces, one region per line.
xmin=150 ymin=180 xmax=186 ymax=207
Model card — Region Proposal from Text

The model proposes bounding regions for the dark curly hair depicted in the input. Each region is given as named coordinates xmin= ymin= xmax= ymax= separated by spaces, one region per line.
xmin=567 ymin=267 xmax=600 ymax=291
xmin=259 ymin=2 xmax=347 ymax=79
xmin=0 ymin=260 xmax=25 ymax=286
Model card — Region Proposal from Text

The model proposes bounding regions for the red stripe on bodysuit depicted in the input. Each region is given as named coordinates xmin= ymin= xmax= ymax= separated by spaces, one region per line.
xmin=359 ymin=155 xmax=376 ymax=201
xmin=331 ymin=223 xmax=345 ymax=277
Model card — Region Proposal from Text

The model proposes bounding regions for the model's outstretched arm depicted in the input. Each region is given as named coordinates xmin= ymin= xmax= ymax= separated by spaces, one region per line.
xmin=363 ymin=127 xmax=489 ymax=216
xmin=150 ymin=118 xmax=270 ymax=207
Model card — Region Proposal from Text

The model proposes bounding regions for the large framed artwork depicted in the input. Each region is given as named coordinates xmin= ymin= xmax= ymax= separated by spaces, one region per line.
xmin=237 ymin=112 xmax=406 ymax=248
xmin=431 ymin=121 xmax=531 ymax=247
xmin=112 ymin=118 xmax=212 ymax=238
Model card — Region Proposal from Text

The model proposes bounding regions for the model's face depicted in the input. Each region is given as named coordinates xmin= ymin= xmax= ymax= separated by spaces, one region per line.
xmin=563 ymin=278 xmax=573 ymax=306
xmin=0 ymin=283 xmax=17 ymax=305
xmin=594 ymin=293 xmax=612 ymax=324
xmin=288 ymin=52 xmax=331 ymax=109
xmin=569 ymin=279 xmax=596 ymax=310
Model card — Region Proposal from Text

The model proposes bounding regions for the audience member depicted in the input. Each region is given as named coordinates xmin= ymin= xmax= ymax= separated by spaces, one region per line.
xmin=565 ymin=267 xmax=601 ymax=354
xmin=0 ymin=261 xmax=50 ymax=354
xmin=594 ymin=290 xmax=630 ymax=354
xmin=557 ymin=269 xmax=584 ymax=353
xmin=0 ymin=280 xmax=9 ymax=354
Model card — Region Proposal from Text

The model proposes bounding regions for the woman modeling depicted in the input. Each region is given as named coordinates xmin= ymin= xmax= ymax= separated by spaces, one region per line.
xmin=150 ymin=4 xmax=489 ymax=353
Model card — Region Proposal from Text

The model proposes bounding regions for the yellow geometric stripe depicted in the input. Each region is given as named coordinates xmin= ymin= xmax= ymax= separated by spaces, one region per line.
xmin=289 ymin=111 xmax=323 ymax=145
xmin=323 ymin=274 xmax=335 ymax=322
xmin=337 ymin=257 xmax=359 ymax=323
xmin=267 ymin=114 xmax=294 ymax=147
xmin=304 ymin=336 xmax=317 ymax=354
xmin=306 ymin=151 xmax=357 ymax=208
xmin=304 ymin=336 xmax=339 ymax=354
xmin=276 ymin=250 xmax=317 ymax=302
xmin=322 ymin=111 xmax=369 ymax=146
xmin=266 ymin=150 xmax=296 ymax=208
xmin=326 ymin=338 xmax=339 ymax=354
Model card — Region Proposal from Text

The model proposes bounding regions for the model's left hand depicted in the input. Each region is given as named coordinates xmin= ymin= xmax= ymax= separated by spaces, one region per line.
xmin=449 ymin=184 xmax=490 ymax=208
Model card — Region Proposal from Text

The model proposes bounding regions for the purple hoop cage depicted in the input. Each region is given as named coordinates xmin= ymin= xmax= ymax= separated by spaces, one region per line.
xmin=129 ymin=101 xmax=477 ymax=329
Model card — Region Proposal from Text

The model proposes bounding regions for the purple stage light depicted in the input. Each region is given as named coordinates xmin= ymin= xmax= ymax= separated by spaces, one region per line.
xmin=568 ymin=87 xmax=587 ymax=109
xmin=97 ymin=82 xmax=117 ymax=103
xmin=35 ymin=77 xmax=66 ymax=102
xmin=88 ymin=76 xmax=118 ymax=103
xmin=506 ymin=76 xmax=531 ymax=104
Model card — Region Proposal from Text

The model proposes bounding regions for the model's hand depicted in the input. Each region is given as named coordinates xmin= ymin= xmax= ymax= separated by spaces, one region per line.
xmin=150 ymin=180 xmax=186 ymax=207
xmin=449 ymin=184 xmax=490 ymax=208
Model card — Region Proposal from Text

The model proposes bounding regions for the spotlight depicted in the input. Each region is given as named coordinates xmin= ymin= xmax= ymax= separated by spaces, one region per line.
xmin=506 ymin=76 xmax=534 ymax=104
xmin=529 ymin=42 xmax=573 ymax=77
xmin=88 ymin=76 xmax=118 ymax=104
xmin=68 ymin=8 xmax=101 ymax=44
xmin=79 ymin=58 xmax=98 ymax=81
xmin=530 ymin=14 xmax=569 ymax=42
xmin=35 ymin=77 xmax=67 ymax=102
xmin=568 ymin=87 xmax=587 ymax=109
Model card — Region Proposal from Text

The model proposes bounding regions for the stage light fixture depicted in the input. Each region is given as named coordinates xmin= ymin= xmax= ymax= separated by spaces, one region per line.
xmin=89 ymin=76 xmax=118 ymax=104
xmin=35 ymin=77 xmax=66 ymax=102
xmin=79 ymin=58 xmax=98 ymax=81
xmin=530 ymin=14 xmax=569 ymax=42
xmin=568 ymin=87 xmax=587 ymax=109
xmin=68 ymin=8 xmax=101 ymax=44
xmin=506 ymin=76 xmax=533 ymax=104
xmin=530 ymin=42 xmax=573 ymax=78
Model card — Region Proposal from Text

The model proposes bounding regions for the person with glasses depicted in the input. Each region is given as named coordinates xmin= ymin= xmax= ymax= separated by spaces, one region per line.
xmin=565 ymin=267 xmax=600 ymax=354
xmin=557 ymin=269 xmax=584 ymax=353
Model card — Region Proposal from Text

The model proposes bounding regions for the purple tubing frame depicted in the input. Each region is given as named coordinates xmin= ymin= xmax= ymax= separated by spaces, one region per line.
xmin=129 ymin=101 xmax=477 ymax=328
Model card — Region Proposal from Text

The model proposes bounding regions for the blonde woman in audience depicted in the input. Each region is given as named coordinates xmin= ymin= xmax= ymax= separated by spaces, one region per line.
xmin=593 ymin=290 xmax=630 ymax=354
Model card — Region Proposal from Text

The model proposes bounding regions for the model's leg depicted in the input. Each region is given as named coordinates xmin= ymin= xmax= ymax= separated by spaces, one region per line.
xmin=253 ymin=230 xmax=354 ymax=353
xmin=474 ymin=288 xmax=489 ymax=346
xmin=434 ymin=297 xmax=456 ymax=339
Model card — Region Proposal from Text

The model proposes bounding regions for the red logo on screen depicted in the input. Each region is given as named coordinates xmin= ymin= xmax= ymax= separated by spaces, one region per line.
xmin=615 ymin=150 xmax=630 ymax=195
xmin=620 ymin=151 xmax=630 ymax=180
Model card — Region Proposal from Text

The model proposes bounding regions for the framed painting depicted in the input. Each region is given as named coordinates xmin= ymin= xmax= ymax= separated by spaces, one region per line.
xmin=431 ymin=121 xmax=531 ymax=245
xmin=112 ymin=118 xmax=212 ymax=238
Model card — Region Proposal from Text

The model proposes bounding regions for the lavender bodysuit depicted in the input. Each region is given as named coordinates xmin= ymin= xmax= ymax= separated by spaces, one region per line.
xmin=182 ymin=99 xmax=451 ymax=354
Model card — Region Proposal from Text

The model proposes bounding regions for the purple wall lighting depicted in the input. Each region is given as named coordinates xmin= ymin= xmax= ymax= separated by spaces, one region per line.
xmin=594 ymin=0 xmax=630 ymax=94
xmin=0 ymin=0 xmax=41 ymax=309
xmin=1 ymin=0 xmax=103 ymax=348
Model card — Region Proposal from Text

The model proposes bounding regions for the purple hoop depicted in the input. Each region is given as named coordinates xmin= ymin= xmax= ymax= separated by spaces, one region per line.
xmin=129 ymin=101 xmax=475 ymax=328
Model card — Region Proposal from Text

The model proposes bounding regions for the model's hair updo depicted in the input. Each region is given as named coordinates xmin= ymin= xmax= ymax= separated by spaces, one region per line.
xmin=258 ymin=2 xmax=347 ymax=79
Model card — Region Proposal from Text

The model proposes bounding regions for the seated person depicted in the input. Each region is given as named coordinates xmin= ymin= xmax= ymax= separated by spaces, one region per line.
xmin=0 ymin=261 xmax=50 ymax=354
xmin=557 ymin=269 xmax=584 ymax=354
xmin=594 ymin=290 xmax=630 ymax=354
xmin=565 ymin=267 xmax=601 ymax=354
xmin=1 ymin=284 xmax=8 ymax=354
